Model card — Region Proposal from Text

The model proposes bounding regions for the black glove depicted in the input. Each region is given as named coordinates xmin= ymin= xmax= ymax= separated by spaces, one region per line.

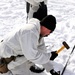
xmin=30 ymin=64 xmax=45 ymax=73
xmin=33 ymin=1 xmax=47 ymax=21
xmin=50 ymin=51 xmax=58 ymax=60
xmin=50 ymin=69 xmax=60 ymax=75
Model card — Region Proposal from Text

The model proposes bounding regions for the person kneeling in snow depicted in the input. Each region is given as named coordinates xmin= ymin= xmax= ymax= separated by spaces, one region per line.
xmin=26 ymin=0 xmax=60 ymax=75
xmin=0 ymin=15 xmax=60 ymax=75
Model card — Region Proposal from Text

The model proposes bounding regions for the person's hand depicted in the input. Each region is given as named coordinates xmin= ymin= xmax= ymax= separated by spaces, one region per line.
xmin=33 ymin=1 xmax=47 ymax=21
xmin=50 ymin=51 xmax=58 ymax=60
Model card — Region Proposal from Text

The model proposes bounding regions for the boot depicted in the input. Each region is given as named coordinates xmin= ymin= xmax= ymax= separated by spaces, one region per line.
xmin=30 ymin=64 xmax=45 ymax=73
xmin=50 ymin=69 xmax=60 ymax=75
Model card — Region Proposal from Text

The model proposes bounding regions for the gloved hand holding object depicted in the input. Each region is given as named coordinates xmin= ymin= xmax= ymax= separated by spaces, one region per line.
xmin=50 ymin=51 xmax=58 ymax=60
xmin=29 ymin=51 xmax=58 ymax=73
xmin=50 ymin=41 xmax=70 ymax=60
xmin=29 ymin=41 xmax=69 ymax=74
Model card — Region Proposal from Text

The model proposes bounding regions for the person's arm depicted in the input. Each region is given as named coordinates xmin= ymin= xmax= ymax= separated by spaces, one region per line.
xmin=20 ymin=31 xmax=51 ymax=65
xmin=19 ymin=18 xmax=50 ymax=65
xmin=37 ymin=37 xmax=58 ymax=72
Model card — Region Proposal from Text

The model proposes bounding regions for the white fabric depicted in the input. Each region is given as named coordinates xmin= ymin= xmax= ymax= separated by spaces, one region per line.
xmin=43 ymin=61 xmax=54 ymax=72
xmin=26 ymin=0 xmax=47 ymax=19
xmin=0 ymin=62 xmax=51 ymax=75
xmin=26 ymin=0 xmax=47 ymax=6
xmin=25 ymin=0 xmax=54 ymax=72
xmin=28 ymin=5 xmax=39 ymax=19
xmin=0 ymin=18 xmax=52 ymax=75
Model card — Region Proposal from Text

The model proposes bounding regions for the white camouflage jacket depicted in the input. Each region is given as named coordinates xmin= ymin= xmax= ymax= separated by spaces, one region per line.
xmin=0 ymin=18 xmax=52 ymax=71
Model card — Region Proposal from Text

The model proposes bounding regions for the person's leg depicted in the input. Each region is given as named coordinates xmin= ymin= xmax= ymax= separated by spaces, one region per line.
xmin=9 ymin=62 xmax=30 ymax=75
xmin=9 ymin=61 xmax=50 ymax=75
xmin=28 ymin=5 xmax=39 ymax=19
xmin=43 ymin=61 xmax=60 ymax=75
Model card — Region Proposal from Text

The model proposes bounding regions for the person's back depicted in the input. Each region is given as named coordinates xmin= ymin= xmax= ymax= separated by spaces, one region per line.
xmin=0 ymin=18 xmax=41 ymax=75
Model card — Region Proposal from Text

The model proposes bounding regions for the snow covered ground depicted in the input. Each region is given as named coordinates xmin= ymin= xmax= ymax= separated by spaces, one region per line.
xmin=0 ymin=0 xmax=75 ymax=75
